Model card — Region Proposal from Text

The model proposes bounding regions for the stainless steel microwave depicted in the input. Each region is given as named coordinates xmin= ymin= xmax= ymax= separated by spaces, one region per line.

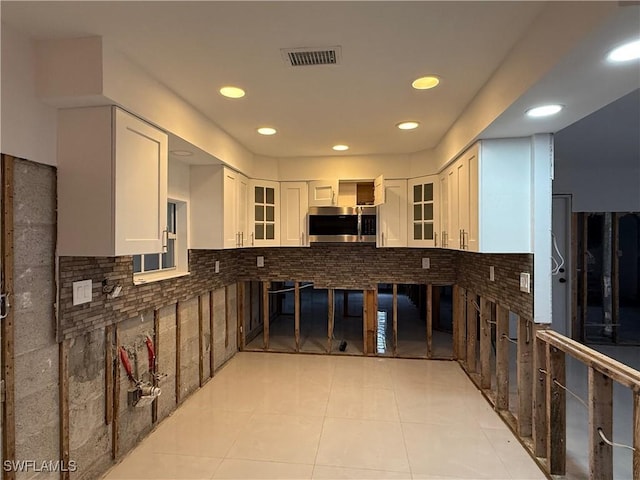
xmin=308 ymin=206 xmax=377 ymax=243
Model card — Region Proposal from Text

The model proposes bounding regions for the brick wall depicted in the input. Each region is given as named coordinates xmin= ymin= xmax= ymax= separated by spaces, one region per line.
xmin=59 ymin=246 xmax=532 ymax=339
xmin=456 ymin=251 xmax=534 ymax=319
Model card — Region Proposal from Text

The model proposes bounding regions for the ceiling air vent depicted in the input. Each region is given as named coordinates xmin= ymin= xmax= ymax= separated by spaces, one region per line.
xmin=281 ymin=46 xmax=342 ymax=67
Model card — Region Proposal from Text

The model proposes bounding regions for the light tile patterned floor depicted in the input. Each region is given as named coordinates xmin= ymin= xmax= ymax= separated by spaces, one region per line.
xmin=103 ymin=352 xmax=546 ymax=480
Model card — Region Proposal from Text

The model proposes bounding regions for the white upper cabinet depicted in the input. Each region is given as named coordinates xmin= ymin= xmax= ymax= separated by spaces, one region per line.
xmin=373 ymin=174 xmax=385 ymax=205
xmin=58 ymin=106 xmax=168 ymax=256
xmin=280 ymin=182 xmax=309 ymax=247
xmin=439 ymin=140 xmax=533 ymax=253
xmin=308 ymin=179 xmax=338 ymax=206
xmin=407 ymin=175 xmax=439 ymax=247
xmin=190 ymin=165 xmax=248 ymax=249
xmin=249 ymin=180 xmax=280 ymax=246
xmin=377 ymin=179 xmax=407 ymax=247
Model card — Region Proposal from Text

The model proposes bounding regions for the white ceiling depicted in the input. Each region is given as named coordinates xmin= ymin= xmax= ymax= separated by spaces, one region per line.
xmin=2 ymin=1 xmax=639 ymax=159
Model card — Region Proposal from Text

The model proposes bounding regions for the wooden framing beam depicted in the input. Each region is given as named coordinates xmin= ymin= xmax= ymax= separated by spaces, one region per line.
xmin=571 ymin=213 xmax=579 ymax=340
xmin=112 ymin=324 xmax=120 ymax=459
xmin=263 ymin=282 xmax=270 ymax=350
xmin=363 ymin=290 xmax=377 ymax=355
xmin=426 ymin=284 xmax=433 ymax=359
xmin=1 ymin=154 xmax=16 ymax=478
xmin=634 ymin=392 xmax=640 ymax=480
xmin=588 ymin=367 xmax=613 ymax=479
xmin=452 ymin=285 xmax=460 ymax=359
xmin=479 ymin=297 xmax=492 ymax=390
xmin=327 ymin=289 xmax=334 ymax=353
xmin=392 ymin=284 xmax=398 ymax=355
xmin=612 ymin=212 xmax=619 ymax=344
xmin=59 ymin=340 xmax=70 ymax=480
xmin=294 ymin=282 xmax=300 ymax=352
xmin=237 ymin=282 xmax=245 ymax=351
xmin=546 ymin=344 xmax=566 ymax=476
xmin=495 ymin=304 xmax=509 ymax=411
xmin=152 ymin=311 xmax=159 ymax=423
xmin=466 ymin=291 xmax=477 ymax=373
xmin=224 ymin=285 xmax=230 ymax=348
xmin=198 ymin=295 xmax=204 ymax=387
xmin=517 ymin=317 xmax=533 ymax=438
xmin=432 ymin=285 xmax=441 ymax=331
xmin=175 ymin=302 xmax=181 ymax=405
xmin=580 ymin=213 xmax=588 ymax=342
xmin=533 ymin=328 xmax=548 ymax=457
xmin=209 ymin=291 xmax=214 ymax=376
xmin=105 ymin=325 xmax=113 ymax=425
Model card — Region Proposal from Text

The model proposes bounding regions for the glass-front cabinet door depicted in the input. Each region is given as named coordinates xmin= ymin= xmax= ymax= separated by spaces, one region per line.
xmin=407 ymin=175 xmax=439 ymax=247
xmin=250 ymin=180 xmax=280 ymax=246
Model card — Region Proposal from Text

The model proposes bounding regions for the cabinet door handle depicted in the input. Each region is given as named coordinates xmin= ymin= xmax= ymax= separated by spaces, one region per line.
xmin=381 ymin=232 xmax=385 ymax=247
xmin=331 ymin=190 xmax=335 ymax=206
xmin=443 ymin=231 xmax=448 ymax=248
xmin=434 ymin=232 xmax=438 ymax=247
xmin=251 ymin=232 xmax=254 ymax=246
xmin=241 ymin=231 xmax=244 ymax=247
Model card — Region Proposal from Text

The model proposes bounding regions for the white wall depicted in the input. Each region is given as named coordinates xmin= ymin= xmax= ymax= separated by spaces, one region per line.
xmin=277 ymin=153 xmax=412 ymax=181
xmin=553 ymin=89 xmax=640 ymax=212
xmin=168 ymin=159 xmax=190 ymax=202
xmin=1 ymin=24 xmax=57 ymax=165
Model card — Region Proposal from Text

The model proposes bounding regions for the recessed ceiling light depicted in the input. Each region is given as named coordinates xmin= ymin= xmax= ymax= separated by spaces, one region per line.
xmin=397 ymin=121 xmax=420 ymax=130
xmin=332 ymin=144 xmax=349 ymax=151
xmin=412 ymin=76 xmax=440 ymax=90
xmin=219 ymin=86 xmax=245 ymax=98
xmin=170 ymin=150 xmax=193 ymax=157
xmin=607 ymin=39 xmax=640 ymax=63
xmin=257 ymin=127 xmax=277 ymax=136
xmin=525 ymin=104 xmax=563 ymax=118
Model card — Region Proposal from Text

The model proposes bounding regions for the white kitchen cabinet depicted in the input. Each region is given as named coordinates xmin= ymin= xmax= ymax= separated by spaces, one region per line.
xmin=58 ymin=106 xmax=168 ymax=256
xmin=249 ymin=180 xmax=280 ymax=246
xmin=439 ymin=140 xmax=534 ymax=253
xmin=309 ymin=179 xmax=338 ymax=206
xmin=190 ymin=165 xmax=248 ymax=249
xmin=377 ymin=179 xmax=407 ymax=247
xmin=280 ymin=182 xmax=309 ymax=247
xmin=407 ymin=175 xmax=439 ymax=247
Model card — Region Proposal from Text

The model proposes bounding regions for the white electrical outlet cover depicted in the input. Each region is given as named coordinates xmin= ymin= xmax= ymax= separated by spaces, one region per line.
xmin=215 ymin=260 xmax=220 ymax=273
xmin=257 ymin=256 xmax=264 ymax=268
xmin=489 ymin=266 xmax=495 ymax=282
xmin=72 ymin=279 xmax=92 ymax=306
xmin=520 ymin=272 xmax=531 ymax=293
xmin=422 ymin=258 xmax=430 ymax=269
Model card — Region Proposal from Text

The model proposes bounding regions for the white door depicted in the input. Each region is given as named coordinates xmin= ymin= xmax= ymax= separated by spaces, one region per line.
xmin=237 ymin=174 xmax=249 ymax=247
xmin=552 ymin=195 xmax=572 ymax=336
xmin=250 ymin=180 xmax=280 ymax=246
xmin=373 ymin=174 xmax=385 ymax=206
xmin=223 ymin=170 xmax=238 ymax=248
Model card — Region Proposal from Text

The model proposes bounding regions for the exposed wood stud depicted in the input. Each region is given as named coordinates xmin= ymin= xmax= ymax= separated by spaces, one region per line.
xmin=59 ymin=340 xmax=70 ymax=480
xmin=517 ymin=316 xmax=533 ymax=438
xmin=327 ymin=289 xmax=334 ymax=353
xmin=495 ymin=304 xmax=509 ymax=411
xmin=224 ymin=285 xmax=230 ymax=348
xmin=588 ymin=367 xmax=613 ymax=479
xmin=237 ymin=282 xmax=245 ymax=351
xmin=294 ymin=282 xmax=300 ymax=352
xmin=198 ymin=295 xmax=204 ymax=387
xmin=392 ymin=284 xmax=398 ymax=356
xmin=634 ymin=392 xmax=639 ymax=479
xmin=1 ymin=154 xmax=16 ymax=478
xmin=533 ymin=327 xmax=548 ymax=457
xmin=363 ymin=290 xmax=376 ymax=355
xmin=612 ymin=213 xmax=619 ymax=344
xmin=152 ymin=310 xmax=159 ymax=423
xmin=112 ymin=324 xmax=120 ymax=460
xmin=571 ymin=213 xmax=579 ymax=340
xmin=105 ymin=325 xmax=114 ymax=426
xmin=479 ymin=297 xmax=491 ymax=390
xmin=452 ymin=285 xmax=460 ymax=359
xmin=209 ymin=291 xmax=214 ymax=377
xmin=432 ymin=285 xmax=441 ymax=331
xmin=426 ymin=284 xmax=433 ymax=359
xmin=580 ymin=213 xmax=588 ymax=342
xmin=175 ymin=302 xmax=181 ymax=405
xmin=466 ymin=291 xmax=477 ymax=373
xmin=546 ymin=344 xmax=566 ymax=476
xmin=263 ymin=282 xmax=270 ymax=350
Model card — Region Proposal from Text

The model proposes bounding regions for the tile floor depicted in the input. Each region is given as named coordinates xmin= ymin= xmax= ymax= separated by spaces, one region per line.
xmin=103 ymin=352 xmax=546 ymax=480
